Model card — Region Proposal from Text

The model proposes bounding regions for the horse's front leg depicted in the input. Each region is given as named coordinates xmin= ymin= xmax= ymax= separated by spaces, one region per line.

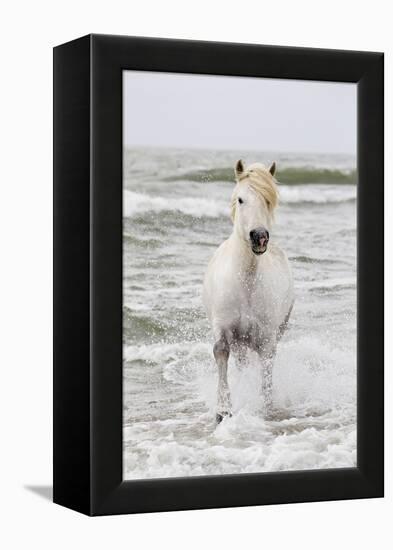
xmin=213 ymin=335 xmax=232 ymax=423
xmin=256 ymin=338 xmax=277 ymax=418
xmin=233 ymin=342 xmax=247 ymax=370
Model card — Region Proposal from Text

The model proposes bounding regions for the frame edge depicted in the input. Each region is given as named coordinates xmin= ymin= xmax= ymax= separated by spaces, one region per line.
xmin=53 ymin=34 xmax=92 ymax=516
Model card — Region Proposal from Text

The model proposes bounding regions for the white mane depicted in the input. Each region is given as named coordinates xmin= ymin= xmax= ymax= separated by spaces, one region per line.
xmin=230 ymin=163 xmax=279 ymax=222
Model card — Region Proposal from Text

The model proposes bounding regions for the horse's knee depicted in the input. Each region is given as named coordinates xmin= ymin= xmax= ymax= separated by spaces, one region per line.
xmin=213 ymin=338 xmax=229 ymax=361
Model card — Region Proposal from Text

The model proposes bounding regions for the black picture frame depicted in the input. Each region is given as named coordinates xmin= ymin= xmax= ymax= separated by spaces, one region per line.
xmin=53 ymin=34 xmax=384 ymax=516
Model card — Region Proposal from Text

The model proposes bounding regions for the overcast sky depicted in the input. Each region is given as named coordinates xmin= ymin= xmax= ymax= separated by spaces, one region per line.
xmin=124 ymin=71 xmax=356 ymax=155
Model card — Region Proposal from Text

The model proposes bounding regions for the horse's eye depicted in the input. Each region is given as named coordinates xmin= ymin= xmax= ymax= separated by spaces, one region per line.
xmin=238 ymin=197 xmax=244 ymax=204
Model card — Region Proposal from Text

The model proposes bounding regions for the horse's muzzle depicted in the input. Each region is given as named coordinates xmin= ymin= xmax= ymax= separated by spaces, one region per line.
xmin=250 ymin=228 xmax=269 ymax=255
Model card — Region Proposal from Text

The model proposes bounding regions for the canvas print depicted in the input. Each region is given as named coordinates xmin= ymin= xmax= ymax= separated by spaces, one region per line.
xmin=123 ymin=71 xmax=357 ymax=479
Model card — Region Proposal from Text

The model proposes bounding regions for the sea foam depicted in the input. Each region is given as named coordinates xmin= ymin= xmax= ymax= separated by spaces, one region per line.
xmin=123 ymin=333 xmax=356 ymax=479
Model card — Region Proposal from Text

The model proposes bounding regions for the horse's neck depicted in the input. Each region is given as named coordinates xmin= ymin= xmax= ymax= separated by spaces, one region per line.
xmin=229 ymin=232 xmax=260 ymax=277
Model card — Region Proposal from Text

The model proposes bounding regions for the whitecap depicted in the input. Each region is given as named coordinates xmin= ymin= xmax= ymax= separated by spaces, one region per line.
xmin=123 ymin=190 xmax=228 ymax=219
xmin=279 ymin=184 xmax=356 ymax=204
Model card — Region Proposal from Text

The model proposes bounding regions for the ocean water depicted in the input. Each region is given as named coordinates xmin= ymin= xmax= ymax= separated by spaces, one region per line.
xmin=123 ymin=147 xmax=357 ymax=480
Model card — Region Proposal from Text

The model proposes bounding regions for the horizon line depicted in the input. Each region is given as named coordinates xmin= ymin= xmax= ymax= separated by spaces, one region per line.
xmin=123 ymin=143 xmax=357 ymax=157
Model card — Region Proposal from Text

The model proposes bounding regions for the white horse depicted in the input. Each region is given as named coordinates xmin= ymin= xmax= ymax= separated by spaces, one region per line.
xmin=203 ymin=159 xmax=294 ymax=423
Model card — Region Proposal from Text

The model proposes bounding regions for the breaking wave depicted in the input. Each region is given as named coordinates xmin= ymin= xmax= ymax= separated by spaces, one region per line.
xmin=123 ymin=190 xmax=228 ymax=219
xmin=168 ymin=166 xmax=357 ymax=185
xmin=124 ymin=185 xmax=356 ymax=219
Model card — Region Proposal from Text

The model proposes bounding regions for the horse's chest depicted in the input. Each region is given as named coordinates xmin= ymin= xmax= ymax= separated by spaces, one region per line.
xmin=236 ymin=284 xmax=273 ymax=331
xmin=238 ymin=276 xmax=271 ymax=310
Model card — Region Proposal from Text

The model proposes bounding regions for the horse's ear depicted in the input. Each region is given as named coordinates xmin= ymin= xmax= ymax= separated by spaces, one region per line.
xmin=235 ymin=159 xmax=245 ymax=180
xmin=268 ymin=161 xmax=276 ymax=176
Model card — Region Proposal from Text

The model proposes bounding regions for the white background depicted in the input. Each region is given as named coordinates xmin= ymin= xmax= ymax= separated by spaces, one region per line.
xmin=0 ymin=1 xmax=390 ymax=548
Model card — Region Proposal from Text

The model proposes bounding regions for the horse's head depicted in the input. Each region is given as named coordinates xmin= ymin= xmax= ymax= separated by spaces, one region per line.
xmin=231 ymin=159 xmax=279 ymax=255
